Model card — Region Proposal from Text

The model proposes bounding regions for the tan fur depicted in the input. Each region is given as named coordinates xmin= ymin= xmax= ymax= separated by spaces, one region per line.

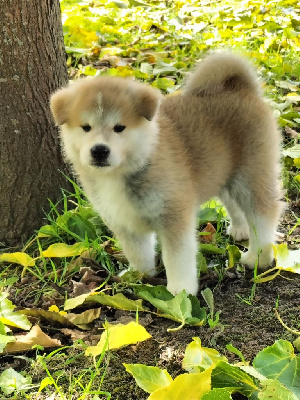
xmin=50 ymin=52 xmax=282 ymax=295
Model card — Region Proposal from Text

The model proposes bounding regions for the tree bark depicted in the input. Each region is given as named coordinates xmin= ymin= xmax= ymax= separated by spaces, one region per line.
xmin=0 ymin=0 xmax=71 ymax=247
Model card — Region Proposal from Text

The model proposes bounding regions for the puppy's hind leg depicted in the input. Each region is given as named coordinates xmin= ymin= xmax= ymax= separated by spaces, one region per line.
xmin=235 ymin=183 xmax=282 ymax=270
xmin=220 ymin=189 xmax=249 ymax=241
xmin=116 ymin=229 xmax=156 ymax=276
xmin=241 ymin=205 xmax=281 ymax=269
xmin=158 ymin=218 xmax=198 ymax=296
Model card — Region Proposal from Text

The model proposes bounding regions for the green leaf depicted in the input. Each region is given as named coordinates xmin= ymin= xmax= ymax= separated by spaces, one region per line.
xmin=37 ymin=224 xmax=58 ymax=238
xmin=182 ymin=337 xmax=227 ymax=373
xmin=0 ymin=293 xmax=31 ymax=330
xmin=202 ymin=388 xmax=233 ymax=399
xmin=282 ymin=144 xmax=300 ymax=159
xmin=134 ymin=285 xmax=206 ymax=329
xmin=226 ymin=245 xmax=241 ymax=268
xmin=0 ymin=334 xmax=16 ymax=353
xmin=226 ymin=344 xmax=246 ymax=363
xmin=124 ymin=364 xmax=173 ymax=394
xmin=201 ymin=288 xmax=215 ymax=316
xmin=0 ymin=368 xmax=32 ymax=395
xmin=38 ymin=377 xmax=53 ymax=393
xmin=258 ymin=379 xmax=298 ymax=400
xmin=42 ymin=242 xmax=89 ymax=258
xmin=211 ymin=361 xmax=258 ymax=397
xmin=253 ymin=340 xmax=300 ymax=397
xmin=153 ymin=77 xmax=175 ymax=91
xmin=65 ymin=292 xmax=144 ymax=312
xmin=199 ymin=244 xmax=226 ymax=255
xmin=85 ymin=321 xmax=151 ymax=356
xmin=153 ymin=60 xmax=177 ymax=76
xmin=0 ymin=252 xmax=35 ymax=268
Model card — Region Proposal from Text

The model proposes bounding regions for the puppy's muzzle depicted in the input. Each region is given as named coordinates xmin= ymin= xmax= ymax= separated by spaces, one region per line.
xmin=91 ymin=144 xmax=110 ymax=167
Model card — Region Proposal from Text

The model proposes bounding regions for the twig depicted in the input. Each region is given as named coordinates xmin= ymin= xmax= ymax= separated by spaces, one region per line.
xmin=274 ymin=308 xmax=300 ymax=336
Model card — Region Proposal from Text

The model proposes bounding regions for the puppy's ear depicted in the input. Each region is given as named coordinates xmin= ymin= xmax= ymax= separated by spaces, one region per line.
xmin=135 ymin=86 xmax=162 ymax=121
xmin=50 ymin=87 xmax=71 ymax=126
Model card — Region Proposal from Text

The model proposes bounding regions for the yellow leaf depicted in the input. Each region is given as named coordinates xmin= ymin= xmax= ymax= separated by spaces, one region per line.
xmin=85 ymin=322 xmax=151 ymax=356
xmin=148 ymin=368 xmax=212 ymax=400
xmin=0 ymin=252 xmax=35 ymax=267
xmin=273 ymin=244 xmax=300 ymax=273
xmin=182 ymin=337 xmax=227 ymax=372
xmin=294 ymin=158 xmax=300 ymax=168
xmin=48 ymin=305 xmax=67 ymax=316
xmin=48 ymin=305 xmax=59 ymax=313
xmin=42 ymin=242 xmax=88 ymax=258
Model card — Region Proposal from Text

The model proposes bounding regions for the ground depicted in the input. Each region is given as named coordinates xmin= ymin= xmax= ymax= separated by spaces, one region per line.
xmin=1 ymin=205 xmax=299 ymax=399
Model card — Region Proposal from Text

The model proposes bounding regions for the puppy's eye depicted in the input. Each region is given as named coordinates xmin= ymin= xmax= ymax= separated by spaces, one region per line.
xmin=113 ymin=124 xmax=126 ymax=133
xmin=82 ymin=124 xmax=92 ymax=132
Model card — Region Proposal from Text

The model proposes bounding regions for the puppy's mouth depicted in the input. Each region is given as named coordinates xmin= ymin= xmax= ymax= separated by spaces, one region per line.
xmin=91 ymin=160 xmax=111 ymax=168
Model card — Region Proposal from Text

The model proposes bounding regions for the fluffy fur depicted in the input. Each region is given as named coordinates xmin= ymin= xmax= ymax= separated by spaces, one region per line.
xmin=50 ymin=52 xmax=282 ymax=296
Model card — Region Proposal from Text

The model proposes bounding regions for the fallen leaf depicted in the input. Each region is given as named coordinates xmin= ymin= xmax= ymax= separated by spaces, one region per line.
xmin=0 ymin=368 xmax=32 ymax=395
xmin=85 ymin=321 xmax=151 ymax=356
xmin=0 ymin=293 xmax=32 ymax=330
xmin=124 ymin=364 xmax=173 ymax=394
xmin=148 ymin=368 xmax=212 ymax=399
xmin=66 ymin=308 xmax=101 ymax=326
xmin=200 ymin=222 xmax=216 ymax=243
xmin=285 ymin=126 xmax=298 ymax=138
xmin=65 ymin=292 xmax=144 ymax=312
xmin=42 ymin=242 xmax=89 ymax=258
xmin=4 ymin=325 xmax=61 ymax=353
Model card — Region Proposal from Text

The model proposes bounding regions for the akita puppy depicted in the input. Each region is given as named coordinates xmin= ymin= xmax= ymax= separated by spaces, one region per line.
xmin=50 ymin=52 xmax=282 ymax=296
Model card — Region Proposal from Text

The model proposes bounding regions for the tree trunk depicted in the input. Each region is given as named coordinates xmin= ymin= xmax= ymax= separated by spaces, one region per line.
xmin=0 ymin=0 xmax=71 ymax=247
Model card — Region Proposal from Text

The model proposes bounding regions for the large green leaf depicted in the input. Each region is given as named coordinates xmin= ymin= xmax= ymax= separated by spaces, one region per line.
xmin=0 ymin=368 xmax=32 ymax=395
xmin=211 ymin=361 xmax=258 ymax=397
xmin=134 ymin=285 xmax=206 ymax=329
xmin=253 ymin=340 xmax=300 ymax=397
xmin=258 ymin=379 xmax=298 ymax=400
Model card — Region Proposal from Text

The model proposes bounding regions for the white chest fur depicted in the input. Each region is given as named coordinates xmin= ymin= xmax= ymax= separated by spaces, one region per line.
xmin=82 ymin=172 xmax=152 ymax=234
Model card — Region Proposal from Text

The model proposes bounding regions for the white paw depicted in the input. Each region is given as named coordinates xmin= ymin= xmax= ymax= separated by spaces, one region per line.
xmin=167 ymin=279 xmax=198 ymax=296
xmin=227 ymin=224 xmax=249 ymax=241
xmin=241 ymin=249 xmax=273 ymax=270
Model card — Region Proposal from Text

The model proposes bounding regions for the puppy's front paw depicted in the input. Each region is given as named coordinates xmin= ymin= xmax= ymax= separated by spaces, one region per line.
xmin=167 ymin=280 xmax=198 ymax=296
xmin=241 ymin=249 xmax=273 ymax=270
xmin=227 ymin=224 xmax=249 ymax=241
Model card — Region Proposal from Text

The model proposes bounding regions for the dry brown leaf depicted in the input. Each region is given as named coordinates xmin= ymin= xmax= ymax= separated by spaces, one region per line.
xmin=5 ymin=325 xmax=61 ymax=353
xmin=61 ymin=328 xmax=90 ymax=341
xmin=66 ymin=308 xmax=101 ymax=326
xmin=285 ymin=126 xmax=298 ymax=138
xmin=200 ymin=222 xmax=216 ymax=243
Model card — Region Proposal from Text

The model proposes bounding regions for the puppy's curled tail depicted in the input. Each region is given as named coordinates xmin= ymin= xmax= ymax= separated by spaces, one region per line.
xmin=183 ymin=52 xmax=261 ymax=96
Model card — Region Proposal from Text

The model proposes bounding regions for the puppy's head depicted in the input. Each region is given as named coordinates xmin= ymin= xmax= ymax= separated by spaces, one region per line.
xmin=50 ymin=77 xmax=162 ymax=172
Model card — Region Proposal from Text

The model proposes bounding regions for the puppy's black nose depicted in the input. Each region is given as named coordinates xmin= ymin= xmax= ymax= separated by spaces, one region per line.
xmin=91 ymin=144 xmax=110 ymax=166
